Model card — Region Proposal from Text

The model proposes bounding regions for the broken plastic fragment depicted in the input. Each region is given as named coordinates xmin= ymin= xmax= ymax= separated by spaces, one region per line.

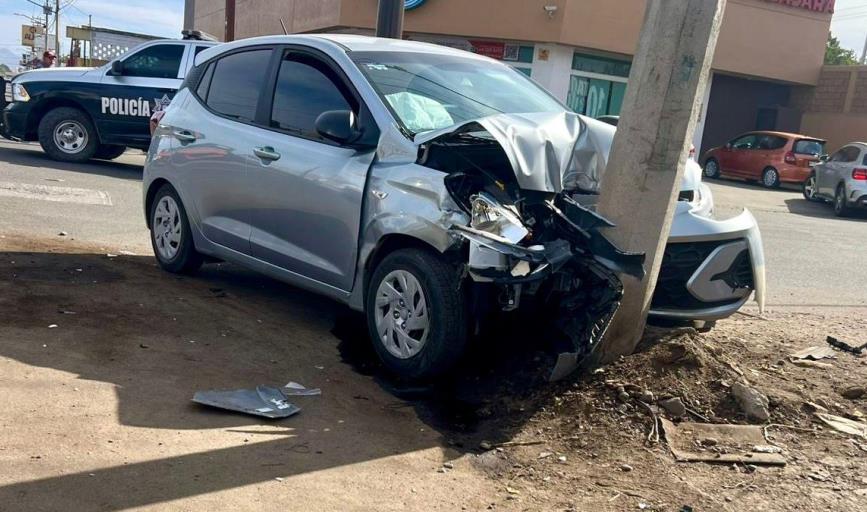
xmin=192 ymin=386 xmax=301 ymax=419
xmin=283 ymin=382 xmax=322 ymax=396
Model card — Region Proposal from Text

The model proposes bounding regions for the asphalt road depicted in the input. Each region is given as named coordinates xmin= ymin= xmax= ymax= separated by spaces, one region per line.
xmin=1 ymin=138 xmax=864 ymax=312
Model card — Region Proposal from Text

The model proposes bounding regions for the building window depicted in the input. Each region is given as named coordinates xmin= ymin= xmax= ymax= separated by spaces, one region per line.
xmin=567 ymin=52 xmax=631 ymax=118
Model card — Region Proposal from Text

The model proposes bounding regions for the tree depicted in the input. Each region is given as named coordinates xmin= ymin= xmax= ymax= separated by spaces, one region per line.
xmin=825 ymin=33 xmax=858 ymax=65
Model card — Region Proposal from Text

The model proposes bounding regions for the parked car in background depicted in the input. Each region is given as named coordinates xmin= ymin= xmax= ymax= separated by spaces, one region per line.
xmin=803 ymin=142 xmax=867 ymax=217
xmin=145 ymin=35 xmax=764 ymax=379
xmin=0 ymin=31 xmax=216 ymax=163
xmin=702 ymin=131 xmax=825 ymax=188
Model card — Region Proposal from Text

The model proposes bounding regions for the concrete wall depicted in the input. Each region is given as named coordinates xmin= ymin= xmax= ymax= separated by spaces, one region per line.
xmin=193 ymin=0 xmax=831 ymax=86
xmin=798 ymin=65 xmax=867 ymax=151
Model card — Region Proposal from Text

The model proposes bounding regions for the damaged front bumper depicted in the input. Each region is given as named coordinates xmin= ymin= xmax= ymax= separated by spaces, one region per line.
xmin=650 ymin=206 xmax=766 ymax=321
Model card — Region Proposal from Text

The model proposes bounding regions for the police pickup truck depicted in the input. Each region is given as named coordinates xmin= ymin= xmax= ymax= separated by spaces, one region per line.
xmin=0 ymin=31 xmax=217 ymax=163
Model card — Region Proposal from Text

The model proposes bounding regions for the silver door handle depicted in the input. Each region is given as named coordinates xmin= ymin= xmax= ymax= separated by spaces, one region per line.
xmin=173 ymin=130 xmax=196 ymax=142
xmin=253 ymin=146 xmax=281 ymax=161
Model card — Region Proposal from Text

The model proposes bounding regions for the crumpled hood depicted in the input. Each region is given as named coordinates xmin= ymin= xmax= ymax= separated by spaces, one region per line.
xmin=415 ymin=111 xmax=611 ymax=193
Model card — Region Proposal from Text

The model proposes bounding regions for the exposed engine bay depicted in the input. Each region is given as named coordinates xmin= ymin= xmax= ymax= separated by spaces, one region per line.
xmin=415 ymin=122 xmax=646 ymax=372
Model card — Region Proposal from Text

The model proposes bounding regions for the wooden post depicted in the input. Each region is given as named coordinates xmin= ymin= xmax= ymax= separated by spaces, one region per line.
xmin=592 ymin=0 xmax=726 ymax=362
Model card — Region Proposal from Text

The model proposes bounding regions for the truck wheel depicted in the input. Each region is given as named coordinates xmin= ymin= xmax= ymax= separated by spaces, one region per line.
xmin=94 ymin=144 xmax=127 ymax=160
xmin=366 ymin=248 xmax=467 ymax=380
xmin=38 ymin=107 xmax=98 ymax=163
xmin=149 ymin=184 xmax=203 ymax=274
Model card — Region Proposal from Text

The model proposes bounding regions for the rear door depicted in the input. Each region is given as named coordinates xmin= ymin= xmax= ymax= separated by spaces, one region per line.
xmin=98 ymin=42 xmax=188 ymax=147
xmin=245 ymin=48 xmax=376 ymax=291
xmin=166 ymin=46 xmax=275 ymax=254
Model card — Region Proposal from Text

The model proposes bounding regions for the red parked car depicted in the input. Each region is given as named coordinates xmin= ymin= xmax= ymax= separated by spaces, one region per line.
xmin=702 ymin=131 xmax=826 ymax=188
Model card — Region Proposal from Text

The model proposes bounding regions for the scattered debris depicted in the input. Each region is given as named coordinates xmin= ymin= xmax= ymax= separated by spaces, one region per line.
xmin=659 ymin=397 xmax=687 ymax=417
xmin=659 ymin=419 xmax=786 ymax=465
xmin=283 ymin=382 xmax=321 ymax=396
xmin=814 ymin=412 xmax=867 ymax=438
xmin=192 ymin=386 xmax=300 ymax=419
xmin=139 ymin=343 xmax=149 ymax=349
xmin=479 ymin=441 xmax=493 ymax=451
xmin=620 ymin=463 xmax=633 ymax=472
xmin=731 ymin=382 xmax=770 ymax=422
xmin=442 ymin=462 xmax=454 ymax=469
xmin=826 ymin=336 xmax=866 ymax=355
xmin=47 ymin=324 xmax=57 ymax=329
xmin=57 ymin=231 xmax=67 ymax=237
xmin=699 ymin=437 xmax=718 ymax=447
xmin=557 ymin=455 xmax=567 ymax=463
xmin=752 ymin=445 xmax=783 ymax=454
xmin=790 ymin=359 xmax=834 ymax=369
xmin=790 ymin=346 xmax=836 ymax=361
xmin=840 ymin=386 xmax=865 ymax=400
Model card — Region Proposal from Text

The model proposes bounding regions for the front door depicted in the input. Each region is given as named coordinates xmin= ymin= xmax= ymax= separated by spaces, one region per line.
xmin=98 ymin=43 xmax=188 ymax=147
xmin=722 ymin=134 xmax=758 ymax=176
xmin=246 ymin=50 xmax=374 ymax=291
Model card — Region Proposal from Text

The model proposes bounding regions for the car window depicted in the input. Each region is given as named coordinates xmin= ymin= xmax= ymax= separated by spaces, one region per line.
xmin=206 ymin=49 xmax=272 ymax=122
xmin=270 ymin=54 xmax=354 ymax=139
xmin=756 ymin=135 xmax=787 ymax=150
xmin=730 ymin=134 xmax=758 ymax=150
xmin=195 ymin=62 xmax=214 ymax=101
xmin=863 ymin=151 xmax=867 ymax=166
xmin=829 ymin=146 xmax=859 ymax=163
xmin=195 ymin=46 xmax=211 ymax=57
xmin=793 ymin=139 xmax=825 ymax=156
xmin=121 ymin=44 xmax=185 ymax=79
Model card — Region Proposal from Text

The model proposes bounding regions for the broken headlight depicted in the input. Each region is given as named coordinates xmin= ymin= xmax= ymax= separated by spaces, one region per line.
xmin=470 ymin=192 xmax=528 ymax=244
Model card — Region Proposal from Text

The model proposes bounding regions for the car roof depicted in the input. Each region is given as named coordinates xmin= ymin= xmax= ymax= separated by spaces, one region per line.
xmin=740 ymin=130 xmax=825 ymax=141
xmin=195 ymin=34 xmax=494 ymax=66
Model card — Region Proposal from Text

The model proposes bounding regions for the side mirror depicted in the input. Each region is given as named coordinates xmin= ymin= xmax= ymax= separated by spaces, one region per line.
xmin=109 ymin=60 xmax=124 ymax=76
xmin=315 ymin=110 xmax=361 ymax=146
xmin=819 ymin=154 xmax=830 ymax=162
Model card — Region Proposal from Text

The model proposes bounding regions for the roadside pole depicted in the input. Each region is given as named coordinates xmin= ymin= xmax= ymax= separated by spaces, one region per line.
xmin=591 ymin=0 xmax=726 ymax=363
xmin=54 ymin=0 xmax=60 ymax=64
xmin=376 ymin=0 xmax=404 ymax=39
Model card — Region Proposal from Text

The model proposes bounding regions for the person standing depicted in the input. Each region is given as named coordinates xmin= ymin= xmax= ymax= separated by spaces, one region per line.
xmin=30 ymin=50 xmax=57 ymax=69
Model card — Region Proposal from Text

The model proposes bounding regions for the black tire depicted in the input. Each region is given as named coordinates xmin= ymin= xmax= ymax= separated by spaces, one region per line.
xmin=37 ymin=107 xmax=98 ymax=162
xmin=761 ymin=167 xmax=780 ymax=188
xmin=703 ymin=158 xmax=720 ymax=179
xmin=802 ymin=173 xmax=819 ymax=202
xmin=94 ymin=144 xmax=127 ymax=160
xmin=833 ymin=184 xmax=852 ymax=217
xmin=365 ymin=248 xmax=467 ymax=380
xmin=148 ymin=184 xmax=203 ymax=274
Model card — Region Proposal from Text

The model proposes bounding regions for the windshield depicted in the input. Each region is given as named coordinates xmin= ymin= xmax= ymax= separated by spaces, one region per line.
xmin=350 ymin=51 xmax=565 ymax=136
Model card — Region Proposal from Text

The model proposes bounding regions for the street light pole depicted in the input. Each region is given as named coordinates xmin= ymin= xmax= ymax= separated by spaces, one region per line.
xmin=376 ymin=0 xmax=404 ymax=39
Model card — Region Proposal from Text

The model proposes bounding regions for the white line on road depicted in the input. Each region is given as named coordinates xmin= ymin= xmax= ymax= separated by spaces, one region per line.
xmin=0 ymin=182 xmax=112 ymax=206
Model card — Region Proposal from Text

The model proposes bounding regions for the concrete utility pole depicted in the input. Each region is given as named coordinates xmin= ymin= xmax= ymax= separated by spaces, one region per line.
xmin=225 ymin=0 xmax=236 ymax=41
xmin=592 ymin=0 xmax=727 ymax=363
xmin=376 ymin=0 xmax=404 ymax=39
xmin=861 ymin=31 xmax=867 ymax=65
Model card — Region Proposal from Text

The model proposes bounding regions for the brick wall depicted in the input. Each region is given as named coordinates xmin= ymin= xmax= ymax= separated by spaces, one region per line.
xmin=800 ymin=65 xmax=867 ymax=151
xmin=851 ymin=70 xmax=867 ymax=116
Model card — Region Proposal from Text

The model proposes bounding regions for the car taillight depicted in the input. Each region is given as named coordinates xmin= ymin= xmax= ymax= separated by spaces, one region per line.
xmin=853 ymin=168 xmax=867 ymax=181
xmin=784 ymin=151 xmax=796 ymax=164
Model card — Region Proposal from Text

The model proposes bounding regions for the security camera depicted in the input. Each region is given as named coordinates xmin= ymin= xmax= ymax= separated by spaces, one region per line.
xmin=543 ymin=5 xmax=558 ymax=17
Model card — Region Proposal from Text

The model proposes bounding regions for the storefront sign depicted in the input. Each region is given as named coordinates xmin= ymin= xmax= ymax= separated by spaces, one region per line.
xmin=469 ymin=40 xmax=519 ymax=61
xmin=763 ymin=0 xmax=835 ymax=13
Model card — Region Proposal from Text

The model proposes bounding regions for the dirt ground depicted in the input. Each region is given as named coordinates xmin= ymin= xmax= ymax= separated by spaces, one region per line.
xmin=1 ymin=234 xmax=866 ymax=511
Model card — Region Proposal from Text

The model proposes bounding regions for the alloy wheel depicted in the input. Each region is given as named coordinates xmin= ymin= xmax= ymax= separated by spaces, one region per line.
xmin=373 ymin=270 xmax=429 ymax=359
xmin=704 ymin=160 xmax=718 ymax=178
xmin=803 ymin=175 xmax=817 ymax=200
xmin=763 ymin=168 xmax=778 ymax=187
xmin=152 ymin=195 xmax=183 ymax=261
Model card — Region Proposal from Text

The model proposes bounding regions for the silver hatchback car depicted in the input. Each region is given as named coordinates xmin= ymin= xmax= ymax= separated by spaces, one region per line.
xmin=144 ymin=35 xmax=761 ymax=379
xmin=803 ymin=142 xmax=867 ymax=216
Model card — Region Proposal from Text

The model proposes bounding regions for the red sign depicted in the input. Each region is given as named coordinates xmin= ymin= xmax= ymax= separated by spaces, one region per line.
xmin=469 ymin=40 xmax=506 ymax=60
xmin=763 ymin=0 xmax=835 ymax=13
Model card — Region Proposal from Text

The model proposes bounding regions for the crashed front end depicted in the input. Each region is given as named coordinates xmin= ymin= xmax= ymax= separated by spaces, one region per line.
xmin=383 ymin=112 xmax=644 ymax=373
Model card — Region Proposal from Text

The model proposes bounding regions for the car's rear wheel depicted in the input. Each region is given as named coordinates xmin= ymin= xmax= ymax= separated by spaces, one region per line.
xmin=802 ymin=173 xmax=819 ymax=202
xmin=703 ymin=158 xmax=720 ymax=179
xmin=761 ymin=167 xmax=780 ymax=188
xmin=149 ymin=184 xmax=203 ymax=274
xmin=834 ymin=184 xmax=852 ymax=217
xmin=365 ymin=248 xmax=467 ymax=380
xmin=94 ymin=144 xmax=127 ymax=160
xmin=37 ymin=107 xmax=98 ymax=163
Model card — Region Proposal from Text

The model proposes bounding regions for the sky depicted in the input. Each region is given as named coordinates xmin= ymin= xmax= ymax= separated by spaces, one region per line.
xmin=1 ymin=0 xmax=866 ymax=69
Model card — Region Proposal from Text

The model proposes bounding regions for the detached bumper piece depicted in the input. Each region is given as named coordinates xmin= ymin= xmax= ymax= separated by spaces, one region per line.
xmin=452 ymin=193 xmax=645 ymax=379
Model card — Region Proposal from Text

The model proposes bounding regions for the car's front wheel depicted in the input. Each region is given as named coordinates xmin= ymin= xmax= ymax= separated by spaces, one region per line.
xmin=149 ymin=184 xmax=203 ymax=274
xmin=703 ymin=158 xmax=720 ymax=179
xmin=365 ymin=248 xmax=467 ymax=380
xmin=37 ymin=107 xmax=99 ymax=163
xmin=802 ymin=173 xmax=819 ymax=202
